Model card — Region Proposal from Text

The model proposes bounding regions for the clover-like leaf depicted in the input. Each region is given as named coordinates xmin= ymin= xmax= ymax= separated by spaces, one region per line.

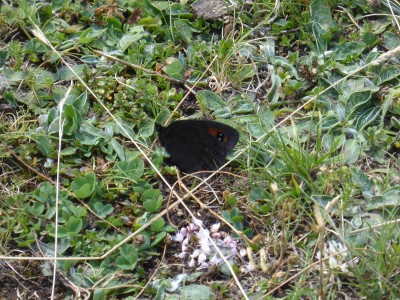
xmin=116 ymin=244 xmax=138 ymax=270
xmin=71 ymin=172 xmax=98 ymax=199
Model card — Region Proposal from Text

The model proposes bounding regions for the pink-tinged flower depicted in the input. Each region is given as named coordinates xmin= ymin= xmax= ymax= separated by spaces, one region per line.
xmin=197 ymin=229 xmax=211 ymax=254
xmin=210 ymin=223 xmax=221 ymax=232
xmin=188 ymin=258 xmax=196 ymax=267
xmin=188 ymin=223 xmax=198 ymax=232
xmin=243 ymin=263 xmax=255 ymax=272
xmin=211 ymin=232 xmax=222 ymax=239
xmin=181 ymin=236 xmax=189 ymax=252
xmin=180 ymin=227 xmax=188 ymax=237
xmin=223 ymin=236 xmax=237 ymax=247
xmin=210 ymin=255 xmax=222 ymax=265
xmin=174 ymin=232 xmax=184 ymax=243
xmin=240 ymin=249 xmax=247 ymax=257
xmin=191 ymin=249 xmax=200 ymax=259
xmin=230 ymin=247 xmax=238 ymax=257
xmin=198 ymin=252 xmax=207 ymax=264
xmin=197 ymin=228 xmax=209 ymax=239
xmin=197 ymin=262 xmax=209 ymax=269
xmin=193 ymin=218 xmax=203 ymax=227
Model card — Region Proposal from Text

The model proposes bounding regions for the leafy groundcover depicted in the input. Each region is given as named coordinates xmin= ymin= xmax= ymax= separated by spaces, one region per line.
xmin=0 ymin=0 xmax=400 ymax=299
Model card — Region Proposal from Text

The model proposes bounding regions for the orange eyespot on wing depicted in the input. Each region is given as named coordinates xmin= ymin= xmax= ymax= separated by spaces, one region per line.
xmin=208 ymin=127 xmax=228 ymax=144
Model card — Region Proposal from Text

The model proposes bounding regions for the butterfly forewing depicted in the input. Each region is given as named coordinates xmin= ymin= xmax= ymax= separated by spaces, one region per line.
xmin=157 ymin=120 xmax=239 ymax=173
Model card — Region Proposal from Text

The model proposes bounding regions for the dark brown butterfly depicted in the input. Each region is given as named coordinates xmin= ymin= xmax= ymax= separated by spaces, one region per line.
xmin=157 ymin=120 xmax=239 ymax=173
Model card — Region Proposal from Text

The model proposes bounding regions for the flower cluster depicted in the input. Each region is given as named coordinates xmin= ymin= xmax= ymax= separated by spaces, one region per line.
xmin=173 ymin=218 xmax=239 ymax=269
xmin=316 ymin=240 xmax=358 ymax=272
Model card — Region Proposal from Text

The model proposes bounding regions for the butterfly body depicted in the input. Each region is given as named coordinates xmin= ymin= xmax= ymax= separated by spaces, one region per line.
xmin=157 ymin=120 xmax=239 ymax=173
